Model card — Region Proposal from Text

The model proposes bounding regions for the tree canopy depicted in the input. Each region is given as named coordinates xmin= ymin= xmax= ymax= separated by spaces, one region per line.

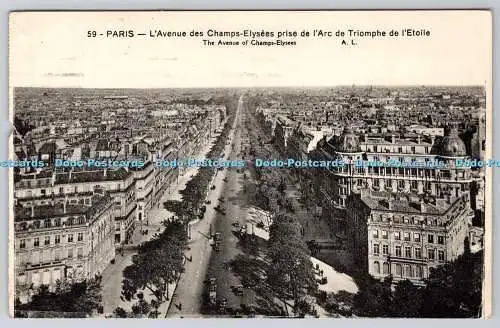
xmin=15 ymin=276 xmax=103 ymax=318
xmin=353 ymin=249 xmax=484 ymax=318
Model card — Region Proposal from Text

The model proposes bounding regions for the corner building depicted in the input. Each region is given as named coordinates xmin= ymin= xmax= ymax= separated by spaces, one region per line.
xmin=311 ymin=127 xmax=475 ymax=284
xmin=14 ymin=192 xmax=115 ymax=300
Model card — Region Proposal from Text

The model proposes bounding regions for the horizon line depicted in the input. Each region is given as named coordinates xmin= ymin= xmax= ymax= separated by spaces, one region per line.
xmin=12 ymin=84 xmax=486 ymax=90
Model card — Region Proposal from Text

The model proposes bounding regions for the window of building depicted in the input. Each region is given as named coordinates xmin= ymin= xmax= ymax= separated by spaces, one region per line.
xmin=428 ymin=249 xmax=435 ymax=260
xmin=405 ymin=246 xmax=412 ymax=258
xmin=20 ymin=239 xmax=26 ymax=249
xmin=395 ymin=245 xmax=402 ymax=257
xmin=382 ymin=244 xmax=389 ymax=255
xmin=438 ymin=250 xmax=445 ymax=261
xmin=404 ymin=232 xmax=410 ymax=241
xmin=398 ymin=180 xmax=405 ymax=189
xmin=383 ymin=262 xmax=389 ymax=275
xmin=34 ymin=237 xmax=39 ymax=247
xmin=414 ymin=233 xmax=421 ymax=242
xmin=416 ymin=266 xmax=423 ymax=278
xmin=44 ymin=236 xmax=50 ymax=246
xmin=394 ymin=231 xmax=401 ymax=240
xmin=55 ymin=218 xmax=61 ymax=227
xmin=32 ymin=252 xmax=40 ymax=265
xmin=373 ymin=261 xmax=380 ymax=274
xmin=395 ymin=264 xmax=402 ymax=276
xmin=428 ymin=234 xmax=434 ymax=244
xmin=357 ymin=179 xmax=363 ymax=186
xmin=77 ymin=233 xmax=84 ymax=242
xmin=77 ymin=247 xmax=83 ymax=259
xmin=386 ymin=179 xmax=392 ymax=188
xmin=42 ymin=250 xmax=51 ymax=264
xmin=373 ymin=244 xmax=380 ymax=255
xmin=54 ymin=249 xmax=61 ymax=262
xmin=372 ymin=229 xmax=379 ymax=238
xmin=438 ymin=236 xmax=445 ymax=244
xmin=55 ymin=235 xmax=60 ymax=244
xmin=373 ymin=179 xmax=380 ymax=188
xmin=411 ymin=180 xmax=418 ymax=189
xmin=415 ymin=247 xmax=422 ymax=259
xmin=382 ymin=230 xmax=388 ymax=239
xmin=405 ymin=265 xmax=413 ymax=278
xmin=67 ymin=248 xmax=73 ymax=259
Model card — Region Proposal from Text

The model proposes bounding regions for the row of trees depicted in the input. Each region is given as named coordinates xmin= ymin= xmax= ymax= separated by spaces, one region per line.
xmin=267 ymin=213 xmax=318 ymax=317
xmin=175 ymin=99 xmax=238 ymax=219
xmin=15 ymin=275 xmax=103 ymax=318
xmin=247 ymin=118 xmax=293 ymax=215
xmin=353 ymin=248 xmax=484 ymax=318
xmin=116 ymin=221 xmax=188 ymax=318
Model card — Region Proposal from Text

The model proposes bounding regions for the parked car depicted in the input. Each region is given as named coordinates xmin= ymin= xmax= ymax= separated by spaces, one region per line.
xmin=233 ymin=285 xmax=244 ymax=296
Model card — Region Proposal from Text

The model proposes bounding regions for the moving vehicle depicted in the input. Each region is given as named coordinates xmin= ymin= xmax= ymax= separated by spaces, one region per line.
xmin=233 ymin=284 xmax=244 ymax=296
xmin=217 ymin=298 xmax=227 ymax=313
xmin=208 ymin=277 xmax=217 ymax=305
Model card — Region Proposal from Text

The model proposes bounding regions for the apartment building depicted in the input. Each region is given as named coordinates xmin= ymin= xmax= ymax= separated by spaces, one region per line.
xmin=15 ymin=168 xmax=136 ymax=245
xmin=14 ymin=192 xmax=115 ymax=299
xmin=310 ymin=126 xmax=475 ymax=283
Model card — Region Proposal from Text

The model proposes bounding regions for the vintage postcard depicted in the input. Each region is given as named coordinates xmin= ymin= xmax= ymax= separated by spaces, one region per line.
xmin=8 ymin=11 xmax=492 ymax=318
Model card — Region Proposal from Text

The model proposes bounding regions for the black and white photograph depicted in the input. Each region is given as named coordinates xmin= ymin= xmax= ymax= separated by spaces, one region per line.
xmin=8 ymin=11 xmax=492 ymax=318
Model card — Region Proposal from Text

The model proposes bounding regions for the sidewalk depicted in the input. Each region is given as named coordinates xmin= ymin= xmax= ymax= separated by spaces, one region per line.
xmin=100 ymin=138 xmax=216 ymax=316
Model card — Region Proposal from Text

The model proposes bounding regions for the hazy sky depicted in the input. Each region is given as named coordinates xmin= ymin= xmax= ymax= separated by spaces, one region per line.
xmin=9 ymin=11 xmax=491 ymax=88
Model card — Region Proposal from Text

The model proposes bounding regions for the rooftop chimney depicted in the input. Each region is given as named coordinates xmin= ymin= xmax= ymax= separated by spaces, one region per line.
xmin=391 ymin=134 xmax=396 ymax=144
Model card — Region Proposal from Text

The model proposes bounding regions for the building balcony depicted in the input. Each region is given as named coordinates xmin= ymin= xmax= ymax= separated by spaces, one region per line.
xmin=386 ymin=255 xmax=427 ymax=264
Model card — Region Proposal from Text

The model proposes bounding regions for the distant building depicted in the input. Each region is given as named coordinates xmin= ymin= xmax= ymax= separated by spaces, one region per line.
xmin=14 ymin=193 xmax=115 ymax=300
